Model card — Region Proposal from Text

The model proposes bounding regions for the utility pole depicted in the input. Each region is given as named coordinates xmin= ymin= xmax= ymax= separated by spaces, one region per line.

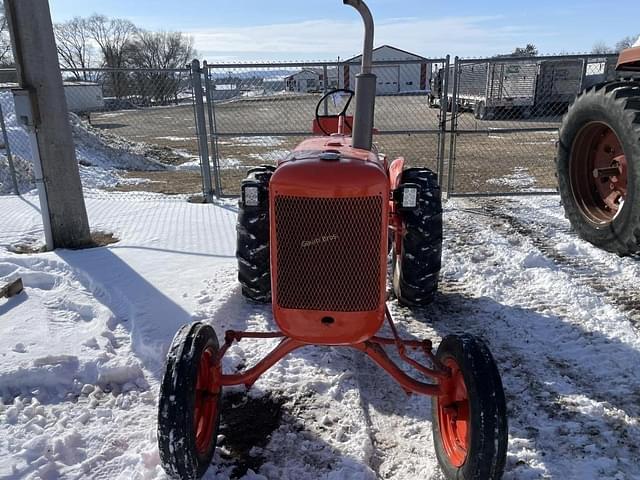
xmin=5 ymin=0 xmax=91 ymax=249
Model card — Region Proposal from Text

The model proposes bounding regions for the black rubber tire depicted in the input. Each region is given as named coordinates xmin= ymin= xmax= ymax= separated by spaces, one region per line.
xmin=393 ymin=168 xmax=442 ymax=306
xmin=237 ymin=167 xmax=272 ymax=302
xmin=557 ymin=81 xmax=640 ymax=255
xmin=158 ymin=323 xmax=222 ymax=480
xmin=474 ymin=101 xmax=485 ymax=120
xmin=432 ymin=334 xmax=508 ymax=480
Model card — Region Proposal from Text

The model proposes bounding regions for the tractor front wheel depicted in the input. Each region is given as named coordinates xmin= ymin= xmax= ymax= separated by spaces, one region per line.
xmin=432 ymin=334 xmax=508 ymax=480
xmin=393 ymin=168 xmax=442 ymax=306
xmin=557 ymin=81 xmax=640 ymax=254
xmin=158 ymin=323 xmax=222 ymax=480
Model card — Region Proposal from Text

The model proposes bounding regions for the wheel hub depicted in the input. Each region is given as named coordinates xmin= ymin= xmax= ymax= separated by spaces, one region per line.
xmin=194 ymin=346 xmax=221 ymax=455
xmin=437 ymin=357 xmax=470 ymax=467
xmin=570 ymin=122 xmax=627 ymax=225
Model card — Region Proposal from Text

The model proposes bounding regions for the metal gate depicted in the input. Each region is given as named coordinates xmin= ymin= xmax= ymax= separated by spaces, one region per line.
xmin=201 ymin=58 xmax=449 ymax=196
xmin=445 ymin=53 xmax=620 ymax=197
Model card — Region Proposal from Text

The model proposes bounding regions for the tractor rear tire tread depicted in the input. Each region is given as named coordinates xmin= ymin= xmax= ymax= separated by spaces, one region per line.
xmin=393 ymin=168 xmax=443 ymax=306
xmin=556 ymin=80 xmax=640 ymax=255
xmin=237 ymin=168 xmax=272 ymax=302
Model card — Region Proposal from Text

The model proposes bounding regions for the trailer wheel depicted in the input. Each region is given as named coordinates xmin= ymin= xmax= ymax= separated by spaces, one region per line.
xmin=237 ymin=167 xmax=272 ymax=302
xmin=474 ymin=101 xmax=485 ymax=120
xmin=393 ymin=168 xmax=442 ymax=306
xmin=557 ymin=81 xmax=640 ymax=255
xmin=432 ymin=334 xmax=508 ymax=480
xmin=158 ymin=323 xmax=222 ymax=480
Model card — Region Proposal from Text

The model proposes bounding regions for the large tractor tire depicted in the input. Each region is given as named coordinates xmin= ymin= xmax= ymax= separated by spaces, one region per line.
xmin=556 ymin=81 xmax=640 ymax=255
xmin=432 ymin=334 xmax=508 ymax=480
xmin=237 ymin=167 xmax=273 ymax=302
xmin=393 ymin=168 xmax=443 ymax=306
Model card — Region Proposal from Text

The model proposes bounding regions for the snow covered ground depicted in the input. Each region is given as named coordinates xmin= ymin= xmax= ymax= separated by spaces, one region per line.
xmin=1 ymin=193 xmax=639 ymax=480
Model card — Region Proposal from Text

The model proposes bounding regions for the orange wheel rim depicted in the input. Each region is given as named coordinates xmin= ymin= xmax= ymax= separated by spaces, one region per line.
xmin=570 ymin=122 xmax=627 ymax=225
xmin=437 ymin=357 xmax=470 ymax=467
xmin=194 ymin=346 xmax=220 ymax=456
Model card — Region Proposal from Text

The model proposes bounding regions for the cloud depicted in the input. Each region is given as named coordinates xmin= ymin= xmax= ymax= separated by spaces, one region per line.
xmin=188 ymin=16 xmax=554 ymax=61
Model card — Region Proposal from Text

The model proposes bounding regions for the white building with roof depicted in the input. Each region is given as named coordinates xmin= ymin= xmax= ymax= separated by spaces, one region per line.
xmin=340 ymin=45 xmax=432 ymax=95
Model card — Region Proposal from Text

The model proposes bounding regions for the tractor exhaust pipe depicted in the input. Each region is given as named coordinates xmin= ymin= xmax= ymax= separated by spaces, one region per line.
xmin=344 ymin=0 xmax=376 ymax=151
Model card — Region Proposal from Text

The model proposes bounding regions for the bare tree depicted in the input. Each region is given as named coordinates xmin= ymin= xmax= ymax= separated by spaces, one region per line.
xmin=496 ymin=44 xmax=538 ymax=58
xmin=0 ymin=4 xmax=13 ymax=66
xmin=615 ymin=35 xmax=640 ymax=52
xmin=129 ymin=31 xmax=195 ymax=70
xmin=54 ymin=17 xmax=95 ymax=81
xmin=592 ymin=41 xmax=614 ymax=55
xmin=87 ymin=15 xmax=137 ymax=97
xmin=128 ymin=31 xmax=196 ymax=105
xmin=512 ymin=44 xmax=538 ymax=57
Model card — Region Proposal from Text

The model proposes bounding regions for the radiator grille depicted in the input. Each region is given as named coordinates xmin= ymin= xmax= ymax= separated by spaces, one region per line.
xmin=275 ymin=195 xmax=383 ymax=312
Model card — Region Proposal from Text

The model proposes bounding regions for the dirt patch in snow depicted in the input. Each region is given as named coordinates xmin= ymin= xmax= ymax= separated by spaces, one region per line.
xmin=8 ymin=231 xmax=119 ymax=254
xmin=218 ymin=392 xmax=286 ymax=477
xmin=112 ymin=170 xmax=203 ymax=195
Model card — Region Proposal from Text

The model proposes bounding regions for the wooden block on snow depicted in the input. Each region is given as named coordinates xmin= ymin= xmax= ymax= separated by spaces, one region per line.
xmin=0 ymin=278 xmax=24 ymax=299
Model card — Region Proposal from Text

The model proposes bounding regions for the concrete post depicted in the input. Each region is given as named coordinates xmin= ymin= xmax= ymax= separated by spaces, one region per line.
xmin=5 ymin=0 xmax=91 ymax=249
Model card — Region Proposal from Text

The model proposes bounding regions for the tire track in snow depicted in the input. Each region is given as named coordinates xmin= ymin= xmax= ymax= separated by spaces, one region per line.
xmin=482 ymin=201 xmax=640 ymax=331
xmin=433 ymin=203 xmax=640 ymax=477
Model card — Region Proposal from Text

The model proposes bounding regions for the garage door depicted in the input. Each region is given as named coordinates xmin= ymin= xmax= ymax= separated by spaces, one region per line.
xmin=373 ymin=65 xmax=399 ymax=94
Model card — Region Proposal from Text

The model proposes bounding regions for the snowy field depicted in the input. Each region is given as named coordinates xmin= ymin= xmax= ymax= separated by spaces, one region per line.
xmin=1 ymin=193 xmax=639 ymax=480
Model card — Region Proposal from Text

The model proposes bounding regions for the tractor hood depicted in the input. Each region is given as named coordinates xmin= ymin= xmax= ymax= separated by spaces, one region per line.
xmin=272 ymin=136 xmax=388 ymax=198
xmin=617 ymin=36 xmax=640 ymax=71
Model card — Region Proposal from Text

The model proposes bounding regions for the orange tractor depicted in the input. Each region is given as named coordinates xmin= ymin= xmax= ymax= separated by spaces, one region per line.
xmin=157 ymin=1 xmax=508 ymax=479
xmin=557 ymin=38 xmax=640 ymax=254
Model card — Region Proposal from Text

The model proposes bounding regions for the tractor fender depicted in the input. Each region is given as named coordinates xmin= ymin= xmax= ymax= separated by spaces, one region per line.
xmin=389 ymin=157 xmax=405 ymax=190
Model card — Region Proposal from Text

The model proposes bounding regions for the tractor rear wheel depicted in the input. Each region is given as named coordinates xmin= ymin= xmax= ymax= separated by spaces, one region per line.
xmin=432 ymin=334 xmax=508 ymax=480
xmin=393 ymin=168 xmax=442 ymax=306
xmin=237 ymin=167 xmax=272 ymax=302
xmin=557 ymin=81 xmax=640 ymax=255
xmin=158 ymin=322 xmax=222 ymax=480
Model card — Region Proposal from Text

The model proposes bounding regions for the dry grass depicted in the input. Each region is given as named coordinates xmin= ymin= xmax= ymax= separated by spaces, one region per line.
xmin=90 ymin=96 xmax=562 ymax=197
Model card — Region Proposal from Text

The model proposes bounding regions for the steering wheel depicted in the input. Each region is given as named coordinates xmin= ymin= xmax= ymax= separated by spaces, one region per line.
xmin=315 ymin=88 xmax=355 ymax=135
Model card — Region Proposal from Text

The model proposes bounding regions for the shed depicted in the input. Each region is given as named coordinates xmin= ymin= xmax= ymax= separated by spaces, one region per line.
xmin=340 ymin=45 xmax=431 ymax=95
xmin=285 ymin=68 xmax=339 ymax=93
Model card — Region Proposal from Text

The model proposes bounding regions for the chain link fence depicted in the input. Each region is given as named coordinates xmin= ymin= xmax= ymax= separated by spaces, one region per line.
xmin=0 ymin=66 xmax=207 ymax=200
xmin=443 ymin=53 xmax=621 ymax=197
xmin=204 ymin=58 xmax=449 ymax=196
xmin=0 ymin=53 xmax=631 ymax=202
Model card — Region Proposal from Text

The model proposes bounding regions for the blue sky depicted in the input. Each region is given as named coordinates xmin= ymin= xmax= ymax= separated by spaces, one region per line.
xmin=49 ymin=0 xmax=640 ymax=61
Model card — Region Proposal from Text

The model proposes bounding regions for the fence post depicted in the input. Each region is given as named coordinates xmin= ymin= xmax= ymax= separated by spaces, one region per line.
xmin=0 ymin=101 xmax=19 ymax=195
xmin=323 ymin=64 xmax=329 ymax=116
xmin=203 ymin=61 xmax=223 ymax=196
xmin=436 ymin=55 xmax=450 ymax=186
xmin=446 ymin=57 xmax=460 ymax=199
xmin=579 ymin=57 xmax=588 ymax=92
xmin=191 ymin=59 xmax=214 ymax=203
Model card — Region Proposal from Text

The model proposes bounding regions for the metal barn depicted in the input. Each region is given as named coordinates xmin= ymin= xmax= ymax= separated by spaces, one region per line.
xmin=340 ymin=45 xmax=431 ymax=95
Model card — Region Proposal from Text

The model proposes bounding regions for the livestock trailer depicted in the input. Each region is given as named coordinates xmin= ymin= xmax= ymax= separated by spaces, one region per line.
xmin=534 ymin=59 xmax=584 ymax=115
xmin=63 ymin=82 xmax=105 ymax=113
xmin=438 ymin=60 xmax=539 ymax=119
